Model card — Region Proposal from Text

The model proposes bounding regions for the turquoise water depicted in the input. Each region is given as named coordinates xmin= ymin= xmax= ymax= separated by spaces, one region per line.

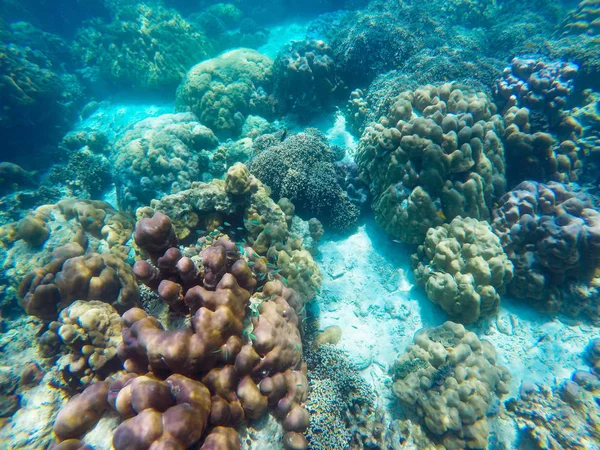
xmin=0 ymin=1 xmax=599 ymax=449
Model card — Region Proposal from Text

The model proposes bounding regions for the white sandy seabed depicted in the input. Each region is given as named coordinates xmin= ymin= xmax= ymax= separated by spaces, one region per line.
xmin=313 ymin=218 xmax=600 ymax=446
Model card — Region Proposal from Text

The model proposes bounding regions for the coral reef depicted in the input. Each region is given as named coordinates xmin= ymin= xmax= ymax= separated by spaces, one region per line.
xmin=507 ymin=338 xmax=600 ymax=448
xmin=51 ymin=209 xmax=312 ymax=449
xmin=273 ymin=40 xmax=343 ymax=120
xmin=74 ymin=2 xmax=214 ymax=92
xmin=392 ymin=322 xmax=510 ymax=449
xmin=112 ymin=113 xmax=219 ymax=212
xmin=136 ymin=163 xmax=322 ymax=302
xmin=250 ymin=130 xmax=360 ymax=232
xmin=491 ymin=180 xmax=600 ymax=317
xmin=42 ymin=300 xmax=122 ymax=388
xmin=356 ymin=83 xmax=506 ymax=244
xmin=495 ymin=57 xmax=584 ymax=184
xmin=176 ymin=49 xmax=276 ymax=137
xmin=412 ymin=216 xmax=513 ymax=324
xmin=558 ymin=0 xmax=600 ymax=37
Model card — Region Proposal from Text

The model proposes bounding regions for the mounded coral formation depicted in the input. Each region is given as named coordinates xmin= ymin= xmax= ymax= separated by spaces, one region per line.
xmin=250 ymin=130 xmax=360 ymax=232
xmin=495 ymin=57 xmax=584 ymax=184
xmin=392 ymin=322 xmax=510 ymax=449
xmin=176 ymin=49 xmax=276 ymax=137
xmin=112 ymin=113 xmax=219 ymax=212
xmin=412 ymin=216 xmax=513 ymax=324
xmin=273 ymin=40 xmax=343 ymax=120
xmin=137 ymin=163 xmax=322 ymax=301
xmin=18 ymin=242 xmax=140 ymax=320
xmin=51 ymin=209 xmax=312 ymax=449
xmin=558 ymin=0 xmax=600 ymax=37
xmin=491 ymin=180 xmax=600 ymax=317
xmin=356 ymin=83 xmax=506 ymax=244
xmin=42 ymin=300 xmax=122 ymax=388
xmin=74 ymin=2 xmax=214 ymax=92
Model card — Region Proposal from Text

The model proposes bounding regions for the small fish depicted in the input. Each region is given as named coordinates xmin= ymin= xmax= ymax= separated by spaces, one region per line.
xmin=237 ymin=227 xmax=244 ymax=231
xmin=210 ymin=230 xmax=219 ymax=236
xmin=217 ymin=226 xmax=224 ymax=231
xmin=280 ymin=128 xmax=288 ymax=141
xmin=281 ymin=276 xmax=288 ymax=285
xmin=392 ymin=239 xmax=402 ymax=244
xmin=437 ymin=210 xmax=446 ymax=220
xmin=250 ymin=219 xmax=261 ymax=225
xmin=224 ymin=222 xmax=231 ymax=226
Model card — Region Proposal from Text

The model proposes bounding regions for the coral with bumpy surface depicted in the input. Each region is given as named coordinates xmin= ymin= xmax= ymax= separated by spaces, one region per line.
xmin=52 ymin=209 xmax=311 ymax=449
xmin=558 ymin=0 xmax=600 ymax=37
xmin=112 ymin=113 xmax=218 ymax=212
xmin=273 ymin=40 xmax=343 ymax=120
xmin=74 ymin=3 xmax=214 ymax=92
xmin=250 ymin=130 xmax=360 ymax=232
xmin=137 ymin=163 xmax=322 ymax=301
xmin=356 ymin=83 xmax=506 ymax=244
xmin=392 ymin=322 xmax=510 ymax=449
xmin=494 ymin=57 xmax=584 ymax=184
xmin=411 ymin=217 xmax=513 ymax=324
xmin=176 ymin=49 xmax=276 ymax=137
xmin=491 ymin=181 xmax=600 ymax=316
xmin=42 ymin=300 xmax=122 ymax=388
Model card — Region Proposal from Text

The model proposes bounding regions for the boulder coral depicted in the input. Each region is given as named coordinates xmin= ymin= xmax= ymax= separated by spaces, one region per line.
xmin=74 ymin=2 xmax=214 ymax=92
xmin=356 ymin=83 xmax=506 ymax=244
xmin=273 ymin=40 xmax=343 ymax=120
xmin=412 ymin=216 xmax=513 ymax=324
xmin=491 ymin=180 xmax=600 ymax=316
xmin=392 ymin=322 xmax=510 ymax=449
xmin=176 ymin=48 xmax=276 ymax=137
xmin=112 ymin=113 xmax=219 ymax=212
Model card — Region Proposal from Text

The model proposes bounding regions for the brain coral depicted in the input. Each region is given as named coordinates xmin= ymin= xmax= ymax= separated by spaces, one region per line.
xmin=356 ymin=83 xmax=506 ymax=244
xmin=74 ymin=2 xmax=214 ymax=92
xmin=392 ymin=321 xmax=510 ymax=449
xmin=176 ymin=48 xmax=276 ymax=137
xmin=412 ymin=216 xmax=513 ymax=324
xmin=249 ymin=130 xmax=360 ymax=232
xmin=273 ymin=40 xmax=343 ymax=120
xmin=112 ymin=112 xmax=219 ymax=212
xmin=491 ymin=180 xmax=600 ymax=316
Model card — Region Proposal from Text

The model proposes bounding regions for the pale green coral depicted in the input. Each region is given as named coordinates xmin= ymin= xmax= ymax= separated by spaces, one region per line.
xmin=176 ymin=48 xmax=275 ymax=137
xmin=411 ymin=216 xmax=513 ymax=323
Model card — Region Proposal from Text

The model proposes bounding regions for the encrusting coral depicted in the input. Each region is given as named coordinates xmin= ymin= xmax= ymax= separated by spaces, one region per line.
xmin=356 ymin=82 xmax=506 ymax=244
xmin=176 ymin=48 xmax=276 ymax=137
xmin=392 ymin=321 xmax=510 ymax=449
xmin=412 ymin=216 xmax=513 ymax=324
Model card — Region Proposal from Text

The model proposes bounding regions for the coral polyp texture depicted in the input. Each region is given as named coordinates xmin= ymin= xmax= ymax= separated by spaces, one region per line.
xmin=138 ymin=163 xmax=322 ymax=301
xmin=391 ymin=322 xmax=510 ymax=449
xmin=356 ymin=83 xmax=506 ymax=244
xmin=411 ymin=216 xmax=514 ymax=324
xmin=51 ymin=208 xmax=312 ymax=449
xmin=74 ymin=2 xmax=214 ymax=92
xmin=175 ymin=48 xmax=276 ymax=137
xmin=112 ymin=113 xmax=219 ymax=212
xmin=250 ymin=129 xmax=360 ymax=232
xmin=494 ymin=57 xmax=584 ymax=184
xmin=273 ymin=40 xmax=343 ymax=120
xmin=491 ymin=180 xmax=600 ymax=318
xmin=558 ymin=0 xmax=600 ymax=37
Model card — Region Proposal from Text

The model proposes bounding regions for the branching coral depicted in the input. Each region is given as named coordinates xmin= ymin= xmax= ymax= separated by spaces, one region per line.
xmin=250 ymin=130 xmax=360 ymax=232
xmin=356 ymin=82 xmax=506 ymax=244
xmin=411 ymin=216 xmax=513 ymax=324
xmin=392 ymin=322 xmax=510 ymax=449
